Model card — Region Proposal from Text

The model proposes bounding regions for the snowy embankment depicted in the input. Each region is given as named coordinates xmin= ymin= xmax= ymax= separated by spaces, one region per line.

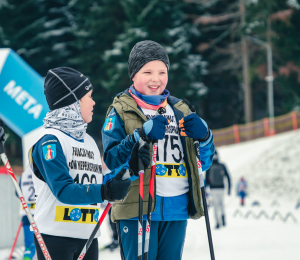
xmin=218 ymin=128 xmax=300 ymax=202
xmin=98 ymin=129 xmax=300 ymax=260
xmin=1 ymin=130 xmax=299 ymax=260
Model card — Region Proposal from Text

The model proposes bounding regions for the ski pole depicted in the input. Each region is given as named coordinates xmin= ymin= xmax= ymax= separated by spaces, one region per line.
xmin=77 ymin=203 xmax=111 ymax=260
xmin=144 ymin=107 xmax=166 ymax=260
xmin=182 ymin=99 xmax=215 ymax=260
xmin=0 ymin=119 xmax=52 ymax=260
xmin=138 ymin=137 xmax=146 ymax=260
xmin=8 ymin=221 xmax=22 ymax=260
xmin=77 ymin=169 xmax=132 ymax=260
xmin=193 ymin=140 xmax=215 ymax=260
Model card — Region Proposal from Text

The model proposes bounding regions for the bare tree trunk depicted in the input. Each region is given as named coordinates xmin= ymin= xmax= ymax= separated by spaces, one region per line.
xmin=240 ymin=0 xmax=252 ymax=123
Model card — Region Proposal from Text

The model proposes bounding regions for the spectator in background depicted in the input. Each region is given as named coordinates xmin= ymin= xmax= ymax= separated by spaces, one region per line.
xmin=237 ymin=177 xmax=247 ymax=206
xmin=19 ymin=166 xmax=36 ymax=260
xmin=205 ymin=150 xmax=231 ymax=229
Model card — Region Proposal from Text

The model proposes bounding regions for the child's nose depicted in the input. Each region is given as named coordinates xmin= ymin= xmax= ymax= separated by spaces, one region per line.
xmin=151 ymin=73 xmax=159 ymax=81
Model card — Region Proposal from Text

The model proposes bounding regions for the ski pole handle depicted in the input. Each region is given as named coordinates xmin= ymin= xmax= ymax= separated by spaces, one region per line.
xmin=0 ymin=146 xmax=52 ymax=260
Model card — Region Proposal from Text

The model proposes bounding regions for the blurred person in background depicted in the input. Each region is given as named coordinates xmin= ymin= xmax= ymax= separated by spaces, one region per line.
xmin=236 ymin=177 xmax=247 ymax=206
xmin=18 ymin=166 xmax=36 ymax=260
xmin=205 ymin=150 xmax=231 ymax=229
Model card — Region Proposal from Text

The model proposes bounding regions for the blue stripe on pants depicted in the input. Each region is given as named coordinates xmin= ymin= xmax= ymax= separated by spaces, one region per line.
xmin=117 ymin=220 xmax=187 ymax=260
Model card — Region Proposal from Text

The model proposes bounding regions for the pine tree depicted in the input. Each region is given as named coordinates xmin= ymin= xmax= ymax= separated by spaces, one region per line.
xmin=100 ymin=0 xmax=207 ymax=114
xmin=0 ymin=0 xmax=45 ymax=70
xmin=186 ymin=0 xmax=300 ymax=127
xmin=189 ymin=0 xmax=246 ymax=127
xmin=247 ymin=0 xmax=300 ymax=115
xmin=0 ymin=0 xmax=76 ymax=76
xmin=70 ymin=0 xmax=208 ymax=140
xmin=69 ymin=0 xmax=127 ymax=141
xmin=35 ymin=0 xmax=77 ymax=74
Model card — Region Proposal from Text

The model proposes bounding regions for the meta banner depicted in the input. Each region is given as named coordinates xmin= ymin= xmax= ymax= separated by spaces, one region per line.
xmin=0 ymin=48 xmax=48 ymax=137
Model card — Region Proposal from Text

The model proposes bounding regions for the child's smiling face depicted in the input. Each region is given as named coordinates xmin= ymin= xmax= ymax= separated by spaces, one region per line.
xmin=132 ymin=60 xmax=168 ymax=96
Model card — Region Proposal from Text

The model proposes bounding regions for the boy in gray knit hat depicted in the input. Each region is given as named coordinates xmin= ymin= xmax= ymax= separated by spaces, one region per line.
xmin=128 ymin=40 xmax=170 ymax=81
xmin=102 ymin=40 xmax=215 ymax=260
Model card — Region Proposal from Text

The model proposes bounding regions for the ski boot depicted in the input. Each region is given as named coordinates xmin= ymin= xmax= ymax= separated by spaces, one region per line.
xmin=23 ymin=243 xmax=36 ymax=260
xmin=222 ymin=215 xmax=226 ymax=226
xmin=103 ymin=240 xmax=119 ymax=251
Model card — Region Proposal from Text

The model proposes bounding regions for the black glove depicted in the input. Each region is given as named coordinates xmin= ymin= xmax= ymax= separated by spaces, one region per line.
xmin=129 ymin=141 xmax=150 ymax=176
xmin=101 ymin=167 xmax=132 ymax=201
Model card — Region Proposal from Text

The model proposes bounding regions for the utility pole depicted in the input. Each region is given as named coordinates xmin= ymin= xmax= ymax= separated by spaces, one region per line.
xmin=247 ymin=36 xmax=275 ymax=135
xmin=240 ymin=0 xmax=252 ymax=123
xmin=266 ymin=13 xmax=275 ymax=135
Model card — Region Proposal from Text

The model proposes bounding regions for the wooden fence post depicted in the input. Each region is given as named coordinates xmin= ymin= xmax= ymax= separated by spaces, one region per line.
xmin=264 ymin=118 xmax=269 ymax=137
xmin=233 ymin=124 xmax=240 ymax=143
xmin=292 ymin=111 xmax=298 ymax=130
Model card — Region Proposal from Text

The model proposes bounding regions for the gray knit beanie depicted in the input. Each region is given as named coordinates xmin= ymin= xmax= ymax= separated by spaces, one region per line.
xmin=128 ymin=40 xmax=170 ymax=80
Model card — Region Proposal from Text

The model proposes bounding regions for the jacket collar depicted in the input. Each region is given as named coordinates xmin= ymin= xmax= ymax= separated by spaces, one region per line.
xmin=119 ymin=88 xmax=182 ymax=107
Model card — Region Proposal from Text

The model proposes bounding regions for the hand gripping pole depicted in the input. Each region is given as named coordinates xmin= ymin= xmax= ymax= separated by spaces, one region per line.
xmin=144 ymin=107 xmax=166 ymax=260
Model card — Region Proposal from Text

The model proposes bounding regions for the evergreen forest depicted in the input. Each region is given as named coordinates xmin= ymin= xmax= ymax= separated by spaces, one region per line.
xmin=0 ymin=0 xmax=299 ymax=163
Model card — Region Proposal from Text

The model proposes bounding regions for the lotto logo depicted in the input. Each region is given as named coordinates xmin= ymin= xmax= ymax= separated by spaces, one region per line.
xmin=197 ymin=161 xmax=202 ymax=169
xmin=138 ymin=228 xmax=143 ymax=236
xmin=54 ymin=206 xmax=99 ymax=224
xmin=156 ymin=163 xmax=187 ymax=178
xmin=123 ymin=226 xmax=129 ymax=233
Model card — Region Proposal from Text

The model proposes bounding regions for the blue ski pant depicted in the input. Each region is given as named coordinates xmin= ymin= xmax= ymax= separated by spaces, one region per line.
xmin=117 ymin=220 xmax=187 ymax=260
xmin=22 ymin=215 xmax=36 ymax=253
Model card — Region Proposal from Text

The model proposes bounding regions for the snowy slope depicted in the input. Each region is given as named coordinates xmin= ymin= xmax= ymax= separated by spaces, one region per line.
xmin=218 ymin=128 xmax=300 ymax=201
xmin=1 ymin=129 xmax=299 ymax=260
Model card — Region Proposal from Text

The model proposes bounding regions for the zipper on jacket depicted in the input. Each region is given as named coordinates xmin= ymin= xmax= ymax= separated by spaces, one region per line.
xmin=160 ymin=197 xmax=164 ymax=221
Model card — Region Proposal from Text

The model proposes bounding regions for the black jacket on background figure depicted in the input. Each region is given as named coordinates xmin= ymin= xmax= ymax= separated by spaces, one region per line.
xmin=205 ymin=161 xmax=231 ymax=194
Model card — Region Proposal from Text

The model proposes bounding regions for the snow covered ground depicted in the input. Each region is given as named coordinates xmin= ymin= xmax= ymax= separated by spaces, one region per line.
xmin=1 ymin=129 xmax=299 ymax=260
